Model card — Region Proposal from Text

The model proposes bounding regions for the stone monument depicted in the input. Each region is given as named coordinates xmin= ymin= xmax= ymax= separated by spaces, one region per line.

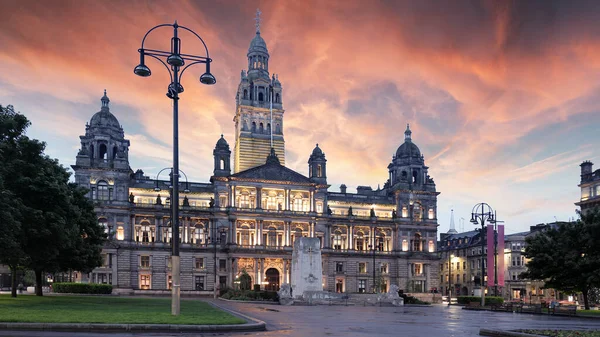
xmin=291 ymin=237 xmax=323 ymax=298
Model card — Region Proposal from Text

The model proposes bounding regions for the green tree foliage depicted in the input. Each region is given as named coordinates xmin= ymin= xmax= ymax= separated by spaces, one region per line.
xmin=523 ymin=210 xmax=600 ymax=310
xmin=0 ymin=105 xmax=105 ymax=296
xmin=239 ymin=269 xmax=252 ymax=291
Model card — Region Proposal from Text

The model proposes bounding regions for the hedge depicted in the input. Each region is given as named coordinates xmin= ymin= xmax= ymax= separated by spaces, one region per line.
xmin=52 ymin=282 xmax=112 ymax=294
xmin=221 ymin=289 xmax=279 ymax=301
xmin=457 ymin=296 xmax=503 ymax=305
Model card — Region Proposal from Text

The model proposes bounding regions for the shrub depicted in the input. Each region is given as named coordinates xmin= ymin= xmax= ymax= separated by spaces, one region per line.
xmin=400 ymin=294 xmax=430 ymax=305
xmin=220 ymin=289 xmax=279 ymax=302
xmin=52 ymin=283 xmax=112 ymax=294
xmin=239 ymin=270 xmax=252 ymax=291
xmin=253 ymin=284 xmax=261 ymax=292
xmin=456 ymin=296 xmax=503 ymax=306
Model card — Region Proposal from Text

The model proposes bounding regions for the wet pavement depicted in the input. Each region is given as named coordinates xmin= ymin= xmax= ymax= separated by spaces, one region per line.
xmin=1 ymin=301 xmax=599 ymax=337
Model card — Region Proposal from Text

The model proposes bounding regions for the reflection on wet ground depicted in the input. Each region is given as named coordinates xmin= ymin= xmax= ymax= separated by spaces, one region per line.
xmin=217 ymin=300 xmax=600 ymax=337
xmin=1 ymin=300 xmax=599 ymax=337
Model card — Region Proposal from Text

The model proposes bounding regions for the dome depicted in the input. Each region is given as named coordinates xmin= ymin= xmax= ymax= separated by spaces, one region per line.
xmin=309 ymin=144 xmax=326 ymax=162
xmin=395 ymin=141 xmax=421 ymax=159
xmin=89 ymin=90 xmax=121 ymax=129
xmin=248 ymin=32 xmax=268 ymax=54
xmin=90 ymin=110 xmax=121 ymax=129
xmin=395 ymin=124 xmax=421 ymax=159
xmin=216 ymin=134 xmax=229 ymax=149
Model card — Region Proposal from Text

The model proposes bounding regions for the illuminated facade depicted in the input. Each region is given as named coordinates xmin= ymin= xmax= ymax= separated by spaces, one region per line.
xmin=576 ymin=161 xmax=600 ymax=213
xmin=72 ymin=20 xmax=440 ymax=295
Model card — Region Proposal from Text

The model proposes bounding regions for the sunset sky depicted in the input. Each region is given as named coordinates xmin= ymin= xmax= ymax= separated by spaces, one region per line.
xmin=1 ymin=0 xmax=599 ymax=235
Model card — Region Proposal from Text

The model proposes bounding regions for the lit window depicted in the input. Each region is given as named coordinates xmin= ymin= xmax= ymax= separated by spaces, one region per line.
xmin=358 ymin=262 xmax=367 ymax=273
xmin=140 ymin=256 xmax=150 ymax=268
xmin=428 ymin=240 xmax=435 ymax=252
xmin=402 ymin=239 xmax=408 ymax=252
xmin=116 ymin=226 xmax=124 ymax=240
xmin=195 ymin=257 xmax=204 ymax=269
xmin=358 ymin=279 xmax=367 ymax=293
xmin=428 ymin=208 xmax=434 ymax=219
xmin=140 ymin=275 xmax=151 ymax=290
xmin=97 ymin=180 xmax=109 ymax=200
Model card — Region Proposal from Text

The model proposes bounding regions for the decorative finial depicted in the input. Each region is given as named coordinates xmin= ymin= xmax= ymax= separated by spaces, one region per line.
xmin=404 ymin=123 xmax=412 ymax=141
xmin=101 ymin=89 xmax=110 ymax=109
xmin=255 ymin=8 xmax=262 ymax=33
xmin=316 ymin=143 xmax=319 ymax=147
xmin=221 ymin=134 xmax=224 ymax=138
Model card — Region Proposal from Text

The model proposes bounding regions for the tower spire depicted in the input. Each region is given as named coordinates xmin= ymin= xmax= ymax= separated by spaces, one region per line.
xmin=255 ymin=8 xmax=261 ymax=33
xmin=448 ymin=209 xmax=458 ymax=234
xmin=404 ymin=123 xmax=412 ymax=141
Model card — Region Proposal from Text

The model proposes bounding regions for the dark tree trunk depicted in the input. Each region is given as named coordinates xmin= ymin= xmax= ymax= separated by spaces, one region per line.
xmin=35 ymin=269 xmax=43 ymax=296
xmin=583 ymin=288 xmax=590 ymax=310
xmin=10 ymin=266 xmax=17 ymax=298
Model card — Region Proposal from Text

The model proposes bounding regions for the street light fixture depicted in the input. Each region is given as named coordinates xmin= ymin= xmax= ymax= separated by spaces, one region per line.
xmin=470 ymin=202 xmax=494 ymax=307
xmin=154 ymin=168 xmax=191 ymax=194
xmin=369 ymin=244 xmax=376 ymax=293
xmin=448 ymin=254 xmax=455 ymax=305
xmin=135 ymin=21 xmax=215 ymax=316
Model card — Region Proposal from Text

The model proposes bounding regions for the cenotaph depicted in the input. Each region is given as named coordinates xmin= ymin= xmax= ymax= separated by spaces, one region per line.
xmin=291 ymin=237 xmax=322 ymax=298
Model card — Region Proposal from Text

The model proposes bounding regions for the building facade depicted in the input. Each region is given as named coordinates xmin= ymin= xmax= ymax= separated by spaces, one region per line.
xmin=439 ymin=220 xmax=564 ymax=303
xmin=72 ymin=20 xmax=440 ymax=295
xmin=576 ymin=161 xmax=600 ymax=213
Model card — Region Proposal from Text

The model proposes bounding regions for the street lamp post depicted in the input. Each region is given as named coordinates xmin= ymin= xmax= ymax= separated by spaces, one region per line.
xmin=470 ymin=203 xmax=495 ymax=307
xmin=448 ymin=253 xmax=454 ymax=305
xmin=488 ymin=211 xmax=504 ymax=297
xmin=135 ymin=22 xmax=216 ymax=315
xmin=369 ymin=244 xmax=376 ymax=293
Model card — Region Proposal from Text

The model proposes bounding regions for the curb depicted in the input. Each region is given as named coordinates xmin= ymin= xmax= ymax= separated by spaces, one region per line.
xmin=218 ymin=297 xmax=279 ymax=305
xmin=0 ymin=301 xmax=266 ymax=333
xmin=480 ymin=328 xmax=545 ymax=337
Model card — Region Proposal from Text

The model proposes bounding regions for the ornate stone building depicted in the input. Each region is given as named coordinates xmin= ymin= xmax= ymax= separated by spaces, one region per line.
xmin=576 ymin=161 xmax=600 ymax=213
xmin=72 ymin=19 xmax=440 ymax=295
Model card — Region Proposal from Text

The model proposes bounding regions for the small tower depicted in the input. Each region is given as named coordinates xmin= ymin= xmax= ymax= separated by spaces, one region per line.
xmin=308 ymin=144 xmax=327 ymax=185
xmin=213 ymin=135 xmax=231 ymax=177
xmin=72 ymin=90 xmax=131 ymax=202
xmin=447 ymin=209 xmax=458 ymax=234
xmin=581 ymin=161 xmax=594 ymax=183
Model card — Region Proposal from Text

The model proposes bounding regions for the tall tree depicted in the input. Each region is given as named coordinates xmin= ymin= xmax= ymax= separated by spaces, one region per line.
xmin=0 ymin=105 xmax=105 ymax=296
xmin=56 ymin=183 xmax=106 ymax=274
xmin=523 ymin=210 xmax=600 ymax=310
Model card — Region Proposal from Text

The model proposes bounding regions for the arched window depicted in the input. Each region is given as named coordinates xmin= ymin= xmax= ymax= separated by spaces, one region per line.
xmin=402 ymin=239 xmax=408 ymax=252
xmin=401 ymin=171 xmax=407 ymax=180
xmin=113 ymin=146 xmax=118 ymax=159
xmin=194 ymin=224 xmax=205 ymax=244
xmin=90 ymin=144 xmax=94 ymax=159
xmin=377 ymin=233 xmax=385 ymax=251
xmin=428 ymin=240 xmax=435 ymax=252
xmin=251 ymin=122 xmax=257 ymax=133
xmin=275 ymin=93 xmax=280 ymax=103
xmin=258 ymin=92 xmax=264 ymax=101
xmin=333 ymin=230 xmax=342 ymax=250
xmin=266 ymin=123 xmax=271 ymax=134
xmin=242 ymin=120 xmax=248 ymax=130
xmin=259 ymin=123 xmax=264 ymax=133
xmin=243 ymin=89 xmax=248 ymax=99
xmin=317 ymin=164 xmax=322 ymax=177
xmin=412 ymin=170 xmax=418 ymax=184
xmin=413 ymin=233 xmax=422 ymax=252
xmin=356 ymin=232 xmax=364 ymax=251
xmin=220 ymin=158 xmax=225 ymax=170
xmin=428 ymin=208 xmax=434 ymax=220
xmin=268 ymin=227 xmax=277 ymax=247
xmin=97 ymin=180 xmax=109 ymax=200
xmin=239 ymin=226 xmax=250 ymax=246
xmin=141 ymin=222 xmax=151 ymax=243
xmin=99 ymin=218 xmax=109 ymax=234
xmin=99 ymin=144 xmax=108 ymax=160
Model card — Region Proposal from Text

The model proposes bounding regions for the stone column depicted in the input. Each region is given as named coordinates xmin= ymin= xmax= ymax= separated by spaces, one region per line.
xmin=286 ymin=221 xmax=291 ymax=246
xmin=260 ymin=258 xmax=265 ymax=289
xmin=425 ymin=263 xmax=430 ymax=292
xmin=231 ymin=185 xmax=236 ymax=208
xmin=348 ymin=225 xmax=353 ymax=250
xmin=229 ymin=218 xmax=236 ymax=245
xmin=257 ymin=219 xmax=263 ymax=245
xmin=310 ymin=191 xmax=314 ymax=212
xmin=254 ymin=258 xmax=259 ymax=286
xmin=283 ymin=259 xmax=288 ymax=283
xmin=325 ymin=225 xmax=331 ymax=248
xmin=285 ymin=189 xmax=290 ymax=210
xmin=256 ymin=187 xmax=262 ymax=209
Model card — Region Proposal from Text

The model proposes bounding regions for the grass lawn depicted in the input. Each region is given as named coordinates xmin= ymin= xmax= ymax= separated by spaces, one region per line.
xmin=579 ymin=310 xmax=600 ymax=316
xmin=0 ymin=295 xmax=245 ymax=325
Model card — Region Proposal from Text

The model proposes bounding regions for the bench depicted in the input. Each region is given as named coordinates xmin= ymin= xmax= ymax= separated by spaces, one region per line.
xmin=492 ymin=302 xmax=516 ymax=312
xmin=518 ymin=304 xmax=542 ymax=314
xmin=552 ymin=305 xmax=576 ymax=316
